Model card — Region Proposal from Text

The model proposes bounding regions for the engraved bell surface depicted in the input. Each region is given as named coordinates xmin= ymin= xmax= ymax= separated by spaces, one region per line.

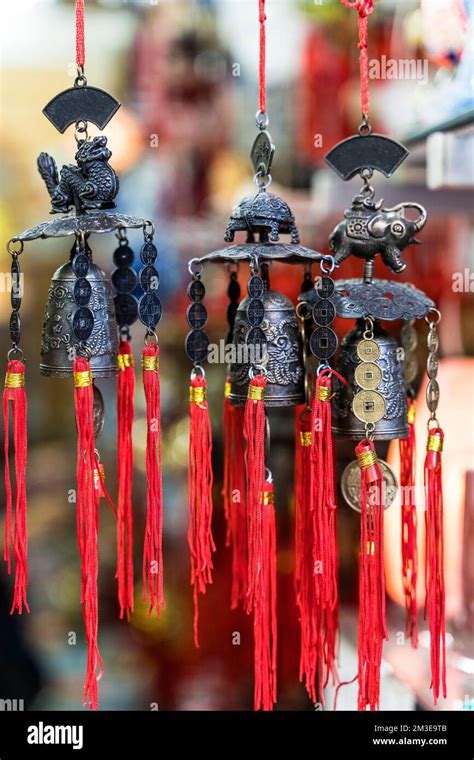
xmin=40 ymin=261 xmax=118 ymax=378
xmin=229 ymin=289 xmax=304 ymax=407
xmin=332 ymin=320 xmax=408 ymax=441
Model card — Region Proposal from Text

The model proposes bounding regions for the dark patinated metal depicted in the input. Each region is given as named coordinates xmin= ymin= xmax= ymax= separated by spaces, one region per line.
xmin=38 ymin=136 xmax=119 ymax=215
xmin=187 ymin=302 xmax=208 ymax=329
xmin=138 ymin=292 xmax=162 ymax=330
xmin=198 ymin=242 xmax=323 ymax=266
xmin=224 ymin=190 xmax=300 ymax=244
xmin=187 ymin=280 xmax=205 ymax=302
xmin=111 ymin=267 xmax=137 ymax=293
xmin=139 ymin=266 xmax=159 ymax=292
xmin=113 ymin=245 xmax=134 ymax=267
xmin=140 ymin=241 xmax=158 ymax=265
xmin=114 ymin=294 xmax=138 ymax=328
xmin=324 ymin=133 xmax=409 ymax=180
xmin=185 ymin=330 xmax=210 ymax=363
xmin=229 ymin=289 xmax=304 ymax=407
xmin=40 ymin=261 xmax=118 ymax=377
xmin=42 ymin=86 xmax=121 ymax=134
xmin=331 ymin=320 xmax=408 ymax=441
xmin=250 ymin=130 xmax=275 ymax=176
xmin=17 ymin=213 xmax=149 ymax=241
xmin=329 ymin=194 xmax=427 ymax=274
xmin=93 ymin=386 xmax=106 ymax=440
xmin=301 ymin=278 xmax=435 ymax=321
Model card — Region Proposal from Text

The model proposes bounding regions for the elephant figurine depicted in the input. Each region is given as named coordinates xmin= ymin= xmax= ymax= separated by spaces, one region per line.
xmin=329 ymin=195 xmax=427 ymax=273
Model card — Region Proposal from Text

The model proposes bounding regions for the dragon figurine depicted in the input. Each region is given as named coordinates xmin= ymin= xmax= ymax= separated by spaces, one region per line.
xmin=37 ymin=135 xmax=119 ymax=214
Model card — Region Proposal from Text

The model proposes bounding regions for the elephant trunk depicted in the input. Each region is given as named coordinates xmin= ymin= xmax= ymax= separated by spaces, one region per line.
xmin=386 ymin=202 xmax=427 ymax=233
xmin=411 ymin=203 xmax=427 ymax=232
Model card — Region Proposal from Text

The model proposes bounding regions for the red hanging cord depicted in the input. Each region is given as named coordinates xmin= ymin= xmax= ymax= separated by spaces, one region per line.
xmin=355 ymin=438 xmax=388 ymax=711
xmin=76 ymin=0 xmax=85 ymax=69
xmin=142 ymin=343 xmax=165 ymax=618
xmin=3 ymin=360 xmax=28 ymax=615
xmin=116 ymin=339 xmax=135 ymax=621
xmin=424 ymin=427 xmax=446 ymax=704
xmin=399 ymin=398 xmax=418 ymax=647
xmin=258 ymin=0 xmax=267 ymax=115
xmin=73 ymin=358 xmax=102 ymax=710
xmin=341 ymin=0 xmax=378 ymax=118
xmin=188 ymin=373 xmax=215 ymax=647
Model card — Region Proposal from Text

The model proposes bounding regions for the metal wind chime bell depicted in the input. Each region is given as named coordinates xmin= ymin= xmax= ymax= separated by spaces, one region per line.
xmin=2 ymin=1 xmax=164 ymax=710
xmin=184 ymin=0 xmax=446 ymax=713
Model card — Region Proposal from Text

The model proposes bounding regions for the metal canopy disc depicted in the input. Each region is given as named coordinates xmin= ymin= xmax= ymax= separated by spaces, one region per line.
xmin=196 ymin=242 xmax=325 ymax=266
xmin=16 ymin=212 xmax=150 ymax=242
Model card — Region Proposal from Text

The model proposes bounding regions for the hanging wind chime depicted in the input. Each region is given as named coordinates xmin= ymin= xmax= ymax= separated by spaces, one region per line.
xmin=185 ymin=0 xmax=325 ymax=711
xmin=2 ymin=0 xmax=164 ymax=709
xmin=306 ymin=0 xmax=444 ymax=710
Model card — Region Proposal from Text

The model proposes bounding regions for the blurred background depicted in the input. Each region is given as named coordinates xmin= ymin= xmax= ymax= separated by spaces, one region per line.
xmin=0 ymin=0 xmax=473 ymax=711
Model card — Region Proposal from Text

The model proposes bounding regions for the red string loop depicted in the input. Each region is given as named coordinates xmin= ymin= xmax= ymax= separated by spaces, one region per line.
xmin=340 ymin=0 xmax=379 ymax=118
xmin=76 ymin=0 xmax=85 ymax=69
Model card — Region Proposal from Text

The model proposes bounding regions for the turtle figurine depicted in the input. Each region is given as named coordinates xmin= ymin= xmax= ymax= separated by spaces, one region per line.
xmin=224 ymin=189 xmax=300 ymax=244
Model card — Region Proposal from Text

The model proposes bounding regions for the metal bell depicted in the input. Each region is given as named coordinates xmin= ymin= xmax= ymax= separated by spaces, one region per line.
xmin=40 ymin=259 xmax=118 ymax=377
xmin=332 ymin=320 xmax=408 ymax=440
xmin=229 ymin=288 xmax=304 ymax=407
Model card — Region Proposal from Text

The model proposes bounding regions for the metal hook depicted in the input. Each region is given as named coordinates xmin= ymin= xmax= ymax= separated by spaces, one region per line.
xmin=188 ymin=258 xmax=204 ymax=278
xmin=190 ymin=364 xmax=206 ymax=380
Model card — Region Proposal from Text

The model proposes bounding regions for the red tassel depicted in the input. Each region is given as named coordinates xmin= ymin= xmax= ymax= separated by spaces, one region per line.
xmin=399 ymin=397 xmax=418 ymax=647
xmin=73 ymin=358 xmax=102 ymax=710
xmin=188 ymin=374 xmax=215 ymax=647
xmin=142 ymin=344 xmax=165 ymax=618
xmin=424 ymin=427 xmax=446 ymax=704
xmin=310 ymin=373 xmax=339 ymax=697
xmin=244 ymin=375 xmax=277 ymax=710
xmin=3 ymin=359 xmax=28 ymax=614
xmin=116 ymin=339 xmax=135 ymax=620
xmin=244 ymin=374 xmax=267 ymax=613
xmin=222 ymin=377 xmax=247 ymax=609
xmin=355 ymin=439 xmax=388 ymax=711
xmin=253 ymin=480 xmax=277 ymax=711
xmin=294 ymin=407 xmax=319 ymax=702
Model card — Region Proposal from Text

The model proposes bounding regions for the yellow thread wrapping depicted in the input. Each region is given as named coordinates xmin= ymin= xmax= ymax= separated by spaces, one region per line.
xmin=94 ymin=463 xmax=105 ymax=489
xmin=142 ymin=355 xmax=159 ymax=372
xmin=74 ymin=370 xmax=92 ymax=388
xmin=248 ymin=384 xmax=264 ymax=401
xmin=5 ymin=372 xmax=24 ymax=389
xmin=318 ymin=385 xmax=331 ymax=401
xmin=407 ymin=404 xmax=416 ymax=425
xmin=118 ymin=353 xmax=134 ymax=371
xmin=427 ymin=433 xmax=443 ymax=453
xmin=262 ymin=490 xmax=274 ymax=505
xmin=300 ymin=431 xmax=312 ymax=447
xmin=190 ymin=385 xmax=206 ymax=404
xmin=224 ymin=380 xmax=231 ymax=398
xmin=357 ymin=449 xmax=378 ymax=469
